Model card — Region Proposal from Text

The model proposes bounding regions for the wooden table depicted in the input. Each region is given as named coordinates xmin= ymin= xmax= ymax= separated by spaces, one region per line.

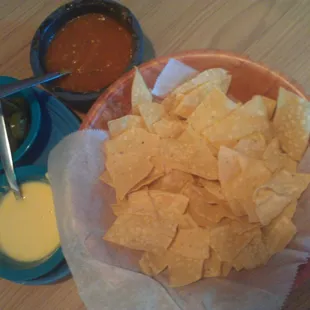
xmin=0 ymin=0 xmax=310 ymax=309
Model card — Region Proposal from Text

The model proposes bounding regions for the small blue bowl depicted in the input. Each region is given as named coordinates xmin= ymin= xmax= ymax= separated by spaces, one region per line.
xmin=30 ymin=0 xmax=144 ymax=112
xmin=0 ymin=76 xmax=41 ymax=168
xmin=0 ymin=165 xmax=64 ymax=282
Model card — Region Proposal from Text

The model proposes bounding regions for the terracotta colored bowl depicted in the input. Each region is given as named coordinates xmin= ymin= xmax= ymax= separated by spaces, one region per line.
xmin=80 ymin=49 xmax=309 ymax=287
xmin=81 ymin=49 xmax=308 ymax=130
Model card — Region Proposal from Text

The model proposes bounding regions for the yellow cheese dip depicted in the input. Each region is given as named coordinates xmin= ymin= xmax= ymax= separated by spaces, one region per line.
xmin=0 ymin=182 xmax=60 ymax=262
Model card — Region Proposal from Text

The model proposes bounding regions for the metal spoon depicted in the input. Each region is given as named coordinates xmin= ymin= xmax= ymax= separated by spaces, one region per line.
xmin=0 ymin=71 xmax=69 ymax=99
xmin=0 ymin=99 xmax=22 ymax=199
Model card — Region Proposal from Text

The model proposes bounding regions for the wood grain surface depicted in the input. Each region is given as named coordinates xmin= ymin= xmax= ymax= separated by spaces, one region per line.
xmin=0 ymin=0 xmax=310 ymax=309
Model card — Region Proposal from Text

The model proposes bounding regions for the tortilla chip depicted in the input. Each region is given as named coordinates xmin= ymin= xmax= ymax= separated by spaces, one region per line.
xmin=161 ymin=93 xmax=180 ymax=112
xmin=263 ymin=215 xmax=297 ymax=256
xmin=209 ymin=223 xmax=259 ymax=262
xmin=106 ymin=153 xmax=153 ymax=199
xmin=169 ymin=228 xmax=210 ymax=259
xmin=203 ymin=249 xmax=222 ymax=277
xmin=149 ymin=170 xmax=194 ymax=193
xmin=197 ymin=179 xmax=225 ymax=200
xmin=281 ymin=155 xmax=298 ymax=173
xmin=177 ymin=213 xmax=199 ymax=229
xmin=100 ymin=170 xmax=114 ymax=187
xmin=139 ymin=102 xmax=167 ymax=132
xmin=108 ymin=115 xmax=145 ymax=137
xmin=257 ymin=169 xmax=310 ymax=200
xmin=253 ymin=170 xmax=310 ymax=225
xmin=232 ymin=234 xmax=269 ymax=271
xmin=227 ymin=158 xmax=271 ymax=222
xmin=234 ymin=133 xmax=266 ymax=159
xmin=217 ymin=147 xmax=247 ymax=216
xmin=228 ymin=219 xmax=260 ymax=235
xmin=218 ymin=146 xmax=243 ymax=185
xmin=273 ymin=87 xmax=310 ymax=160
xmin=140 ymin=251 xmax=169 ymax=276
xmin=111 ymin=201 xmax=129 ymax=217
xmin=131 ymin=68 xmax=152 ymax=115
xmin=254 ymin=95 xmax=276 ymax=120
xmin=173 ymin=77 xmax=234 ymax=120
xmin=139 ymin=253 xmax=154 ymax=276
xmin=181 ymin=183 xmax=217 ymax=228
xmin=149 ymin=190 xmax=189 ymax=221
xmin=153 ymin=118 xmax=185 ymax=138
xmin=254 ymin=187 xmax=292 ymax=226
xmin=202 ymin=96 xmax=270 ymax=147
xmin=218 ymin=147 xmax=271 ymax=220
xmin=221 ymin=262 xmax=232 ymax=277
xmin=200 ymin=186 xmax=224 ymax=204
xmin=168 ymin=254 xmax=204 ymax=287
xmin=161 ymin=68 xmax=231 ymax=113
xmin=281 ymin=200 xmax=297 ymax=219
xmin=263 ymin=138 xmax=297 ymax=173
xmin=159 ymin=138 xmax=218 ymax=180
xmin=173 ymin=83 xmax=214 ymax=118
xmin=172 ymin=68 xmax=231 ymax=96
xmin=187 ymin=88 xmax=238 ymax=133
xmin=104 ymin=128 xmax=160 ymax=158
xmin=183 ymin=184 xmax=233 ymax=224
xmin=178 ymin=125 xmax=218 ymax=157
xmin=127 ymin=190 xmax=157 ymax=217
xmin=130 ymin=159 xmax=165 ymax=192
xmin=103 ymin=213 xmax=177 ymax=252
xmin=130 ymin=170 xmax=164 ymax=192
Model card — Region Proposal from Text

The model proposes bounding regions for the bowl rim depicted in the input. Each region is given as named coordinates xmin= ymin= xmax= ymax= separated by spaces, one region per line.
xmin=30 ymin=0 xmax=144 ymax=103
xmin=0 ymin=76 xmax=41 ymax=166
xmin=0 ymin=165 xmax=64 ymax=282
xmin=14 ymin=260 xmax=70 ymax=286
xmin=80 ymin=49 xmax=309 ymax=129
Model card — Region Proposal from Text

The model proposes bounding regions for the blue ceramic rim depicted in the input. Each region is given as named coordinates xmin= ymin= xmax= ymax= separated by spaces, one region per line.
xmin=0 ymin=165 xmax=64 ymax=282
xmin=30 ymin=0 xmax=144 ymax=103
xmin=0 ymin=76 xmax=41 ymax=167
xmin=14 ymin=260 xmax=71 ymax=285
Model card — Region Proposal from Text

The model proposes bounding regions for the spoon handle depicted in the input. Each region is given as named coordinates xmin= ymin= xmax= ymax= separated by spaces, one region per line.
xmin=0 ymin=71 xmax=69 ymax=99
xmin=0 ymin=100 xmax=22 ymax=199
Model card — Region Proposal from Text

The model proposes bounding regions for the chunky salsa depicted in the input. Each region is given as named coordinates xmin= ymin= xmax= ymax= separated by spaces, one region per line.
xmin=45 ymin=13 xmax=133 ymax=92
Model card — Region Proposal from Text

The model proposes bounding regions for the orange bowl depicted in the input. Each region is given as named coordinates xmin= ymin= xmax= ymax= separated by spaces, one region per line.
xmin=80 ymin=49 xmax=309 ymax=288
xmin=81 ymin=49 xmax=308 ymax=130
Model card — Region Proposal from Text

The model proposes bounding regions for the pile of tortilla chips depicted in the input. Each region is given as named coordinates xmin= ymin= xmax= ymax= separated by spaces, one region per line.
xmin=101 ymin=67 xmax=310 ymax=287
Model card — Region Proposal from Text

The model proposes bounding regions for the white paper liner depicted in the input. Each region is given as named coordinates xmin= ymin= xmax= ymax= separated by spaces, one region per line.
xmin=48 ymin=60 xmax=310 ymax=310
xmin=152 ymin=59 xmax=197 ymax=97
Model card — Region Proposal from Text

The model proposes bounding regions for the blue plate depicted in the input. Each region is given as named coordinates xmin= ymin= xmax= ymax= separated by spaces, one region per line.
xmin=7 ymin=87 xmax=79 ymax=284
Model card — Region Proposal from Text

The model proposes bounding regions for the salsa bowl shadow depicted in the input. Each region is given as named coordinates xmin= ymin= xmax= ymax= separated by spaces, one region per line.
xmin=30 ymin=0 xmax=144 ymax=112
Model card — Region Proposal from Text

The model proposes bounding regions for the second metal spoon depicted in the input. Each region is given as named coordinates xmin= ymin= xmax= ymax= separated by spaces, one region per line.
xmin=0 ymin=99 xmax=22 ymax=199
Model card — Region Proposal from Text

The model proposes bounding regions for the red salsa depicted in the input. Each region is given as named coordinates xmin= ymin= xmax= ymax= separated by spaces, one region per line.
xmin=45 ymin=13 xmax=133 ymax=92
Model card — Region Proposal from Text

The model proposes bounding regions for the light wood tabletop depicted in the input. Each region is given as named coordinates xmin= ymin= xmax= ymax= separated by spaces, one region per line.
xmin=0 ymin=0 xmax=310 ymax=309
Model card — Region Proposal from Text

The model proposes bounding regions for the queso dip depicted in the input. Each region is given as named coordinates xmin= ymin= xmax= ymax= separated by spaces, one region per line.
xmin=0 ymin=182 xmax=60 ymax=262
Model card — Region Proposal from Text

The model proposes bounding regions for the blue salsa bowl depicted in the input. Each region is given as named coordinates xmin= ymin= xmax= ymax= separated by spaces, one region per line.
xmin=0 ymin=165 xmax=64 ymax=282
xmin=0 ymin=76 xmax=41 ymax=169
xmin=30 ymin=0 xmax=144 ymax=112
